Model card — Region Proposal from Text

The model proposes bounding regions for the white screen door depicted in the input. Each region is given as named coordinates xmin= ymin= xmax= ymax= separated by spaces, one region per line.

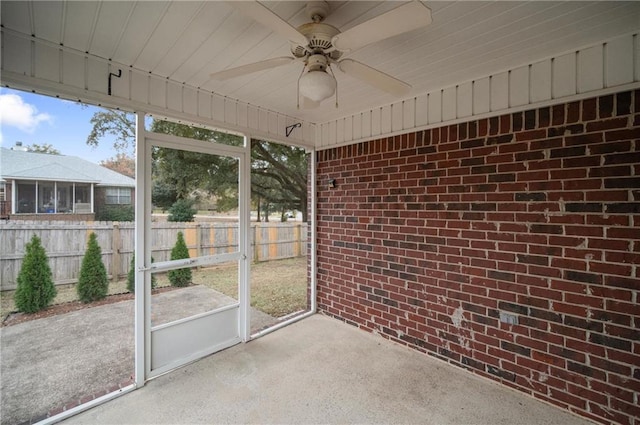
xmin=141 ymin=131 xmax=248 ymax=378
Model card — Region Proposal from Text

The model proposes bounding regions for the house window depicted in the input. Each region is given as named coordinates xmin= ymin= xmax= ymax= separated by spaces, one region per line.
xmin=105 ymin=187 xmax=131 ymax=204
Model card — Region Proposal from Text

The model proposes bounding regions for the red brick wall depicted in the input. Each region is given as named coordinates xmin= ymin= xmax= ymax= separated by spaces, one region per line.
xmin=316 ymin=90 xmax=639 ymax=425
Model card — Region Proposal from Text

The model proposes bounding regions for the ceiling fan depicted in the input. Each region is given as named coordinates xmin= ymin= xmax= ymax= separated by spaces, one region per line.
xmin=210 ymin=1 xmax=432 ymax=108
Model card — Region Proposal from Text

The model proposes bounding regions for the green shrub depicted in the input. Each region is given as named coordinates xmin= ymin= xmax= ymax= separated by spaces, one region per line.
xmin=168 ymin=199 xmax=196 ymax=222
xmin=77 ymin=232 xmax=109 ymax=303
xmin=96 ymin=205 xmax=134 ymax=221
xmin=168 ymin=232 xmax=192 ymax=287
xmin=126 ymin=254 xmax=157 ymax=293
xmin=14 ymin=235 xmax=57 ymax=313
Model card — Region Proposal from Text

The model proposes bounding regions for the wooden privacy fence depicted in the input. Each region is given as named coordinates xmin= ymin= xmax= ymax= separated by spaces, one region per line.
xmin=0 ymin=221 xmax=308 ymax=290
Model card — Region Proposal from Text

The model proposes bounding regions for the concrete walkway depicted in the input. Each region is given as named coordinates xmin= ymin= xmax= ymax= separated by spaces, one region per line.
xmin=0 ymin=286 xmax=274 ymax=425
xmin=63 ymin=314 xmax=593 ymax=425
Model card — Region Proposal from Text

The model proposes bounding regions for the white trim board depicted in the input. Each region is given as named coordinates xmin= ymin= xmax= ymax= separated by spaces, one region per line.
xmin=316 ymin=32 xmax=640 ymax=150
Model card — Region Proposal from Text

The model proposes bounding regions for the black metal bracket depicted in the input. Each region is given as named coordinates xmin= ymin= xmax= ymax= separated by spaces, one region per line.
xmin=285 ymin=122 xmax=302 ymax=137
xmin=108 ymin=69 xmax=122 ymax=96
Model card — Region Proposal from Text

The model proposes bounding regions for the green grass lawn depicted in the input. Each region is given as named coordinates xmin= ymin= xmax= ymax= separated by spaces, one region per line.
xmin=1 ymin=257 xmax=308 ymax=320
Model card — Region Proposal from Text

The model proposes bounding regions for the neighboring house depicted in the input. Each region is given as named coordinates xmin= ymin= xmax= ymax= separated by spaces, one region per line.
xmin=0 ymin=143 xmax=135 ymax=220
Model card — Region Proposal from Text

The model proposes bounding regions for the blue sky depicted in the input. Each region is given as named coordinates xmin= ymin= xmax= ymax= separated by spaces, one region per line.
xmin=0 ymin=87 xmax=122 ymax=163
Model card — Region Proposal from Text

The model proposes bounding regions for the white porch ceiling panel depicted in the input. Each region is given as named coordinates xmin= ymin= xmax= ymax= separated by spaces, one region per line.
xmin=1 ymin=1 xmax=639 ymax=147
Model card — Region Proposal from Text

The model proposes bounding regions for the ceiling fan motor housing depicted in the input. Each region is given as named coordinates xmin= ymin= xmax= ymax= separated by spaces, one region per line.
xmin=290 ymin=22 xmax=342 ymax=60
xmin=306 ymin=54 xmax=329 ymax=72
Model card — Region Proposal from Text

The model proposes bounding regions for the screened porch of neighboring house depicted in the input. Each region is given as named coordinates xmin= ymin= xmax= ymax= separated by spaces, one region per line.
xmin=0 ymin=145 xmax=135 ymax=219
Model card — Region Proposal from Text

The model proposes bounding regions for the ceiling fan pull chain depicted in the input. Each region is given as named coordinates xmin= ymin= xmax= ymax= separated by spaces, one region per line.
xmin=296 ymin=64 xmax=306 ymax=109
xmin=328 ymin=64 xmax=338 ymax=108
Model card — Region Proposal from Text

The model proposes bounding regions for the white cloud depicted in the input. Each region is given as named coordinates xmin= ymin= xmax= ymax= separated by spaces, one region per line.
xmin=0 ymin=93 xmax=53 ymax=133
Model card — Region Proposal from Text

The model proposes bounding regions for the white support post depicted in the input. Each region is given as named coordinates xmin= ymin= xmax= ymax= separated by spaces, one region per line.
xmin=239 ymin=134 xmax=251 ymax=342
xmin=310 ymin=149 xmax=317 ymax=314
xmin=11 ymin=180 xmax=16 ymax=214
xmin=134 ymin=111 xmax=149 ymax=385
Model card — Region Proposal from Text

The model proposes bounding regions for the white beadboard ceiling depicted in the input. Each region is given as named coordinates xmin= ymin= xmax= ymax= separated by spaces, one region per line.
xmin=2 ymin=1 xmax=639 ymax=126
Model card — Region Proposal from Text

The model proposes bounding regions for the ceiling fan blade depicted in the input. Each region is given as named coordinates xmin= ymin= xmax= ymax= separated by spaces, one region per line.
xmin=211 ymin=57 xmax=296 ymax=80
xmin=338 ymin=59 xmax=411 ymax=96
xmin=302 ymin=97 xmax=320 ymax=109
xmin=331 ymin=1 xmax=432 ymax=52
xmin=229 ymin=1 xmax=308 ymax=46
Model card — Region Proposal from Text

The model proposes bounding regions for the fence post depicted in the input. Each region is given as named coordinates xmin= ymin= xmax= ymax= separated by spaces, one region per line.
xmin=195 ymin=223 xmax=202 ymax=258
xmin=112 ymin=222 xmax=121 ymax=281
xmin=294 ymin=223 xmax=302 ymax=257
xmin=254 ymin=222 xmax=261 ymax=262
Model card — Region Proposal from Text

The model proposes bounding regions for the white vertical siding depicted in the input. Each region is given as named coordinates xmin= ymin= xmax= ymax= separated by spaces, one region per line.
xmin=577 ymin=46 xmax=603 ymax=93
xmin=149 ymin=76 xmax=166 ymax=108
xmin=317 ymin=32 xmax=639 ymax=149
xmin=131 ymin=71 xmax=149 ymax=105
xmin=490 ymin=72 xmax=509 ymax=111
xmin=605 ymin=35 xmax=634 ymax=87
xmin=1 ymin=27 xmax=636 ymax=151
xmin=344 ymin=115 xmax=353 ymax=142
xmin=415 ymin=94 xmax=428 ymax=127
xmin=336 ymin=118 xmax=345 ymax=145
xmin=371 ymin=107 xmax=381 ymax=136
xmin=198 ymin=91 xmax=212 ymax=120
xmin=403 ymin=99 xmax=415 ymax=131
xmin=473 ymin=78 xmax=490 ymax=115
xmin=509 ymin=66 xmax=529 ymax=107
xmin=34 ymin=44 xmax=60 ymax=82
xmin=428 ymin=91 xmax=442 ymax=124
xmin=530 ymin=60 xmax=552 ymax=103
xmin=552 ymin=52 xmax=577 ymax=98
xmin=183 ymin=86 xmax=198 ymax=116
xmin=457 ymin=82 xmax=472 ymax=119
xmin=62 ymin=51 xmax=85 ymax=90
xmin=442 ymin=87 xmax=456 ymax=121
xmin=0 ymin=30 xmax=315 ymax=148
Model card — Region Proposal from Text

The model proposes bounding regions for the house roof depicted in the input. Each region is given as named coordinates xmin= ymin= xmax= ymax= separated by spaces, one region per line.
xmin=0 ymin=148 xmax=135 ymax=187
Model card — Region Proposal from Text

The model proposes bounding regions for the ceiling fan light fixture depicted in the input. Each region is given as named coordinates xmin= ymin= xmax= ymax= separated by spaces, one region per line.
xmin=299 ymin=70 xmax=336 ymax=102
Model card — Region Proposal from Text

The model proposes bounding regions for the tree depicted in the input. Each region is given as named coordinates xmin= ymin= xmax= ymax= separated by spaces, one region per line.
xmin=26 ymin=143 xmax=60 ymax=155
xmin=168 ymin=199 xmax=197 ymax=222
xmin=100 ymin=153 xmax=135 ymax=178
xmin=85 ymin=112 xmax=309 ymax=221
xmin=14 ymin=235 xmax=57 ymax=313
xmin=168 ymin=232 xmax=192 ymax=287
xmin=77 ymin=232 xmax=109 ymax=303
xmin=152 ymin=180 xmax=178 ymax=211
xmin=251 ymin=140 xmax=308 ymax=221
xmin=126 ymin=254 xmax=156 ymax=293
xmin=86 ymin=109 xmax=136 ymax=154
xmin=151 ymin=120 xmax=240 ymax=203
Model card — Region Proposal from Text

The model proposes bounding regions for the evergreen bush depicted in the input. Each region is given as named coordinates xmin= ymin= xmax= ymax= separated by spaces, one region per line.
xmin=168 ymin=231 xmax=192 ymax=287
xmin=14 ymin=235 xmax=57 ymax=313
xmin=126 ymin=254 xmax=157 ymax=293
xmin=167 ymin=199 xmax=196 ymax=222
xmin=77 ymin=232 xmax=109 ymax=303
xmin=96 ymin=205 xmax=134 ymax=221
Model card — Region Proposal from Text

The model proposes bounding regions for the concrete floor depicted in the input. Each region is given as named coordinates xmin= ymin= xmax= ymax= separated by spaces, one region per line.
xmin=62 ymin=314 xmax=593 ymax=425
xmin=0 ymin=286 xmax=274 ymax=425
